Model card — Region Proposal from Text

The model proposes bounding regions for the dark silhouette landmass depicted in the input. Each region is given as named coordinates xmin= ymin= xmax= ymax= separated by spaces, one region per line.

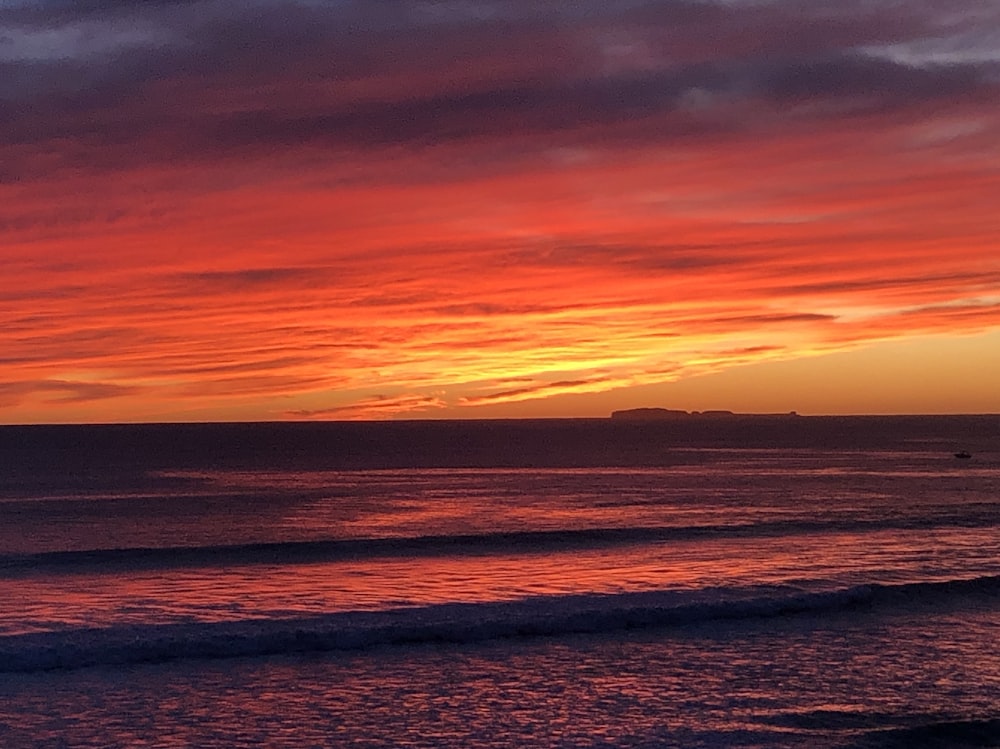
xmin=610 ymin=408 xmax=800 ymax=420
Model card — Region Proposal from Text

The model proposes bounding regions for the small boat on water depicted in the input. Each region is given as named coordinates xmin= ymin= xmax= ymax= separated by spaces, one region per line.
xmin=954 ymin=451 xmax=972 ymax=459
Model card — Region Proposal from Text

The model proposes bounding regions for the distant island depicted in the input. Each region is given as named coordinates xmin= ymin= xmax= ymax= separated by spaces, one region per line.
xmin=610 ymin=408 xmax=800 ymax=420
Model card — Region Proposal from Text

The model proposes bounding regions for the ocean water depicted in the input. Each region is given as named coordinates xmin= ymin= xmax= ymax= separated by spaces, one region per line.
xmin=1 ymin=417 xmax=998 ymax=748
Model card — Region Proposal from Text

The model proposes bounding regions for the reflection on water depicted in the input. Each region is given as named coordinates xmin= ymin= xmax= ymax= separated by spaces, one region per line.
xmin=2 ymin=604 xmax=997 ymax=748
xmin=3 ymin=455 xmax=997 ymax=555
xmin=4 ymin=522 xmax=997 ymax=635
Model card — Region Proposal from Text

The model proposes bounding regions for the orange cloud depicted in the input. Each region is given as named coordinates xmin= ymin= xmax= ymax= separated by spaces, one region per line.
xmin=2 ymin=1 xmax=999 ymax=421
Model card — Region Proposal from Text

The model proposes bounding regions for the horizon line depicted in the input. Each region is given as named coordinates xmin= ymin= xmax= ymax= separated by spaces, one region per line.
xmin=3 ymin=412 xmax=1000 ymax=428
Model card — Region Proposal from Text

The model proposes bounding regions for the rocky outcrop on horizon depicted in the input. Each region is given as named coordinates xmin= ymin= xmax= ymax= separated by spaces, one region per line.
xmin=610 ymin=408 xmax=799 ymax=420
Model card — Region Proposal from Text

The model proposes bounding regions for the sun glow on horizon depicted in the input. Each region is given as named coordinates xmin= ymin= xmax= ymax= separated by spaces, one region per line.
xmin=2 ymin=1 xmax=1000 ymax=423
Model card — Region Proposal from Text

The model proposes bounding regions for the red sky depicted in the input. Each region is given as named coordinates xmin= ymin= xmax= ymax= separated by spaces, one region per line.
xmin=2 ymin=0 xmax=999 ymax=422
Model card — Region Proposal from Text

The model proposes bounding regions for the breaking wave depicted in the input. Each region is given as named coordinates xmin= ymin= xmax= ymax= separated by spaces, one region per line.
xmin=3 ymin=510 xmax=996 ymax=577
xmin=3 ymin=574 xmax=998 ymax=674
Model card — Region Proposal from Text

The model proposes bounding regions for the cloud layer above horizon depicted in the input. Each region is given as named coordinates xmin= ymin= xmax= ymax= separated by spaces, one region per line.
xmin=3 ymin=0 xmax=1000 ymax=421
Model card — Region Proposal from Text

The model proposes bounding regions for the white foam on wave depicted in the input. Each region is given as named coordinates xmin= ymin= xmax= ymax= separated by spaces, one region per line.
xmin=5 ymin=575 xmax=997 ymax=674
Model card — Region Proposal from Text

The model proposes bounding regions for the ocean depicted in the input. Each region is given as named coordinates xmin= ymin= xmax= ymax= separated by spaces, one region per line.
xmin=1 ymin=417 xmax=998 ymax=748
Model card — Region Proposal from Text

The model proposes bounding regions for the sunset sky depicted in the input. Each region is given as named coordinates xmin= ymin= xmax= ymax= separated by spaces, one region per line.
xmin=3 ymin=0 xmax=999 ymax=423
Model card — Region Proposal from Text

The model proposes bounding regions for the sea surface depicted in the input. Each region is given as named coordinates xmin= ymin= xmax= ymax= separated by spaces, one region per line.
xmin=1 ymin=416 xmax=998 ymax=748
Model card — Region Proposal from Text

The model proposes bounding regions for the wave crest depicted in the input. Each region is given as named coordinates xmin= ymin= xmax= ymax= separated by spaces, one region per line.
xmin=3 ymin=575 xmax=998 ymax=674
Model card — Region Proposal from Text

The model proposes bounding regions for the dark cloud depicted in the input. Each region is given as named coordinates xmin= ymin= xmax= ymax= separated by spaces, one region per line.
xmin=898 ymin=300 xmax=1000 ymax=322
xmin=666 ymin=312 xmax=838 ymax=333
xmin=1 ymin=0 xmax=998 ymax=178
xmin=286 ymin=392 xmax=447 ymax=418
xmin=0 ymin=284 xmax=91 ymax=303
xmin=771 ymin=270 xmax=1000 ymax=298
xmin=462 ymin=378 xmax=610 ymax=404
xmin=536 ymin=243 xmax=750 ymax=272
xmin=0 ymin=378 xmax=136 ymax=406
xmin=716 ymin=313 xmax=837 ymax=326
xmin=2 ymin=0 xmax=205 ymax=24
xmin=720 ymin=345 xmax=787 ymax=356
xmin=155 ymin=355 xmax=321 ymax=378
xmin=760 ymin=53 xmax=989 ymax=105
xmin=175 ymin=268 xmax=324 ymax=291
xmin=203 ymin=66 xmax=735 ymax=150
xmin=0 ymin=326 xmax=170 ymax=366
